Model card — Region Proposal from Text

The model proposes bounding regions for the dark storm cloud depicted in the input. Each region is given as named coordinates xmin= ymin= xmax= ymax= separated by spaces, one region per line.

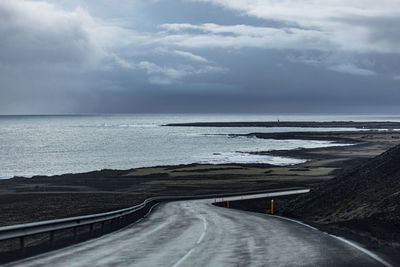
xmin=0 ymin=0 xmax=400 ymax=114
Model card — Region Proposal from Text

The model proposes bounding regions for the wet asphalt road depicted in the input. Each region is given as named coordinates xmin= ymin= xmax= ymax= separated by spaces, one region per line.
xmin=7 ymin=198 xmax=389 ymax=267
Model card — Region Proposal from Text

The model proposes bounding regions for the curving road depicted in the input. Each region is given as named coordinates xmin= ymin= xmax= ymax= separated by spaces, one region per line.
xmin=7 ymin=197 xmax=390 ymax=267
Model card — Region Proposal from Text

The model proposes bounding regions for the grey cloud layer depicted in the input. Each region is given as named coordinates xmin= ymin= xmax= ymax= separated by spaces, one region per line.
xmin=0 ymin=0 xmax=399 ymax=114
xmin=192 ymin=0 xmax=400 ymax=52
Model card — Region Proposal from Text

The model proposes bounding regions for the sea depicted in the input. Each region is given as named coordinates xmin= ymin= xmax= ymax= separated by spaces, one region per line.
xmin=1 ymin=114 xmax=399 ymax=179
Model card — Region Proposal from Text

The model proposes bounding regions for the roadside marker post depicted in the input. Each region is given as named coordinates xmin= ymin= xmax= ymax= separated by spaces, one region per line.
xmin=227 ymin=201 xmax=229 ymax=208
xmin=271 ymin=199 xmax=274 ymax=214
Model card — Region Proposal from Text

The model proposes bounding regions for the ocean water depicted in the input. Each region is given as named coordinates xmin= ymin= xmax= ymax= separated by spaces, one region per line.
xmin=1 ymin=114 xmax=399 ymax=179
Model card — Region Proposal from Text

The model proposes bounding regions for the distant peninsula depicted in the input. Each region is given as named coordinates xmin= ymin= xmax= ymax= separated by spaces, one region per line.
xmin=164 ymin=121 xmax=400 ymax=129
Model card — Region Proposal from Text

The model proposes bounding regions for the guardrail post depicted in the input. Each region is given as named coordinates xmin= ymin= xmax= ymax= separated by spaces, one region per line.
xmin=50 ymin=231 xmax=55 ymax=246
xmin=73 ymin=227 xmax=78 ymax=241
xmin=89 ymin=223 xmax=94 ymax=236
xmin=19 ymin=236 xmax=25 ymax=255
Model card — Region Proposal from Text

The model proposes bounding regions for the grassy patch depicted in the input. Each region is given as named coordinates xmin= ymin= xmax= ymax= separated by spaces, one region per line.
xmin=265 ymin=167 xmax=336 ymax=176
xmin=123 ymin=165 xmax=336 ymax=178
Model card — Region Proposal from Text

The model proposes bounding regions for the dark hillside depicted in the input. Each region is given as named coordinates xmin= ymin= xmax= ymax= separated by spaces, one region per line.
xmin=284 ymin=144 xmax=400 ymax=244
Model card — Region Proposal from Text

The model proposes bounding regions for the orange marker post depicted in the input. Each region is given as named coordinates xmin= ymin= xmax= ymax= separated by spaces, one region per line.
xmin=270 ymin=199 xmax=274 ymax=214
xmin=227 ymin=200 xmax=229 ymax=208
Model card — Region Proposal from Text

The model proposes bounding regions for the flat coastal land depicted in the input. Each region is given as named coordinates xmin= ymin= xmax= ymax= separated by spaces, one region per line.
xmin=1 ymin=121 xmax=400 ymax=227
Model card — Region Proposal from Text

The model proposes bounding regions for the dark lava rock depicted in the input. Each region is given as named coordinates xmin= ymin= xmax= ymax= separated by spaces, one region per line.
xmin=283 ymin=144 xmax=400 ymax=244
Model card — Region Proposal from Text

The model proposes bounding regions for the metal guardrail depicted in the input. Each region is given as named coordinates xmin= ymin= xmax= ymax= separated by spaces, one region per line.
xmin=213 ymin=189 xmax=310 ymax=203
xmin=0 ymin=187 xmax=308 ymax=256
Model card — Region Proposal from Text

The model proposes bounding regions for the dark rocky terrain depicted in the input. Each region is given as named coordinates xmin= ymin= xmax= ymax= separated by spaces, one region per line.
xmin=282 ymin=144 xmax=400 ymax=247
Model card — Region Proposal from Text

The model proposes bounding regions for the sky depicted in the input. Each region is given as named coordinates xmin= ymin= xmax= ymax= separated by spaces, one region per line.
xmin=1 ymin=0 xmax=400 ymax=114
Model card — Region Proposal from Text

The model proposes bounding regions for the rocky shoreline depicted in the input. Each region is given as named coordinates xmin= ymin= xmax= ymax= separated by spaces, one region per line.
xmin=2 ymin=128 xmax=399 ymax=226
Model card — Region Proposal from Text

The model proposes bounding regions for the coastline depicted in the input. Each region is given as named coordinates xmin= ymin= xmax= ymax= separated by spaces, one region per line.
xmin=3 ymin=120 xmax=400 ymax=180
xmin=0 ymin=135 xmax=351 ymax=181
xmin=3 ymin=129 xmax=397 ymax=181
xmin=2 ymin=128 xmax=400 ymax=227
